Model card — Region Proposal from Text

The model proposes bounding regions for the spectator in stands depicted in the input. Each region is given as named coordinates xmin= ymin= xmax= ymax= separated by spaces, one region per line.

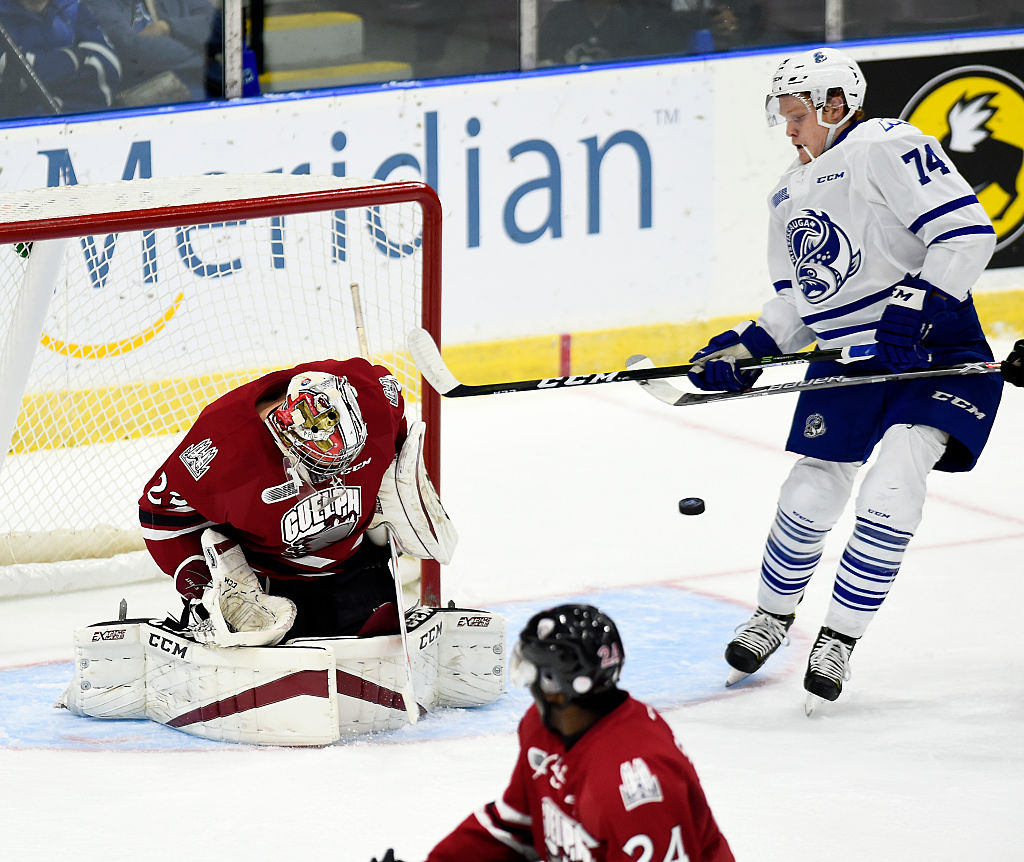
xmin=538 ymin=0 xmax=652 ymax=66
xmin=84 ymin=0 xmax=221 ymax=101
xmin=670 ymin=0 xmax=764 ymax=52
xmin=0 ymin=0 xmax=122 ymax=115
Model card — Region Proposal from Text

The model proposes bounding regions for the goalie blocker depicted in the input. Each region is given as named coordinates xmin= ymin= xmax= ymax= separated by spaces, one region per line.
xmin=56 ymin=605 xmax=506 ymax=746
xmin=368 ymin=420 xmax=456 ymax=564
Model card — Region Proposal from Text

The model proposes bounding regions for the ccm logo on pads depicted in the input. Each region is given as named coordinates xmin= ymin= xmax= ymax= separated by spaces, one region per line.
xmin=148 ymin=633 xmax=188 ymax=658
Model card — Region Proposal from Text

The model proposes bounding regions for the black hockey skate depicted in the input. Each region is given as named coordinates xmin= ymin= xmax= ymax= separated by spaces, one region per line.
xmin=724 ymin=607 xmax=795 ymax=686
xmin=804 ymin=626 xmax=858 ymax=715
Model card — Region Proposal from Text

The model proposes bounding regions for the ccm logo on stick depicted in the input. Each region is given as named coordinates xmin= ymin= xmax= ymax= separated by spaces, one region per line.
xmin=538 ymin=372 xmax=619 ymax=388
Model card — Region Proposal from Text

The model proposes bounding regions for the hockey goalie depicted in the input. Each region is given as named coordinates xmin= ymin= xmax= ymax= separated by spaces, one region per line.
xmin=56 ymin=359 xmax=506 ymax=745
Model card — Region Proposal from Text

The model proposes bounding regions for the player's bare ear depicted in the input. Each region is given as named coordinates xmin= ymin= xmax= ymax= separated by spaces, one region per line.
xmin=827 ymin=95 xmax=846 ymax=115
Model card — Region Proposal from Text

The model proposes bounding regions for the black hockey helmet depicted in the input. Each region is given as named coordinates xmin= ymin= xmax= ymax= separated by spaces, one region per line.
xmin=512 ymin=604 xmax=625 ymax=699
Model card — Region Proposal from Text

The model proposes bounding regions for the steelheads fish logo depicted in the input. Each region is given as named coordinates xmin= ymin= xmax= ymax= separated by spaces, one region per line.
xmin=900 ymin=65 xmax=1024 ymax=251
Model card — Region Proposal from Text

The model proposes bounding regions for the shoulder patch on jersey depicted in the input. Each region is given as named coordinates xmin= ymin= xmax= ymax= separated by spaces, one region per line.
xmin=771 ymin=187 xmax=790 ymax=208
xmin=379 ymin=375 xmax=401 ymax=407
xmin=877 ymin=118 xmax=909 ymax=133
xmin=618 ymin=757 xmax=664 ymax=811
xmin=179 ymin=439 xmax=218 ymax=480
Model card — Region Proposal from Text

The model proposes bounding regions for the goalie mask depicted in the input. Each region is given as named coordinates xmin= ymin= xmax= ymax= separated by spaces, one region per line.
xmin=266 ymin=371 xmax=367 ymax=485
xmin=511 ymin=604 xmax=625 ymax=705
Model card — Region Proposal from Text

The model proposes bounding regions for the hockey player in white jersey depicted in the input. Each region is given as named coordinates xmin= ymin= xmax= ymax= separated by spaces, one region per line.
xmin=686 ymin=47 xmax=1003 ymax=713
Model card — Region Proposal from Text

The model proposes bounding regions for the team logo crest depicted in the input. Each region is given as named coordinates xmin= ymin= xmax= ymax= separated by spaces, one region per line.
xmin=179 ymin=438 xmax=218 ymax=480
xmin=280 ymin=485 xmax=361 ymax=553
xmin=900 ymin=66 xmax=1024 ymax=250
xmin=618 ymin=758 xmax=664 ymax=811
xmin=803 ymin=413 xmax=827 ymax=438
xmin=379 ymin=374 xmax=401 ymax=407
xmin=786 ymin=210 xmax=862 ymax=303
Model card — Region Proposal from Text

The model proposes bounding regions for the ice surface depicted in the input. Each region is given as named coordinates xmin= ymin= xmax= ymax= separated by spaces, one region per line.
xmin=1 ymin=338 xmax=1022 ymax=861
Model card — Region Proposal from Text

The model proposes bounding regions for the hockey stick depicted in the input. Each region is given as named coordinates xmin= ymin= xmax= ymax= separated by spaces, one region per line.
xmin=350 ymin=281 xmax=371 ymax=359
xmin=406 ymin=327 xmax=874 ymax=398
xmin=0 ymin=21 xmax=62 ymax=114
xmin=388 ymin=533 xmax=420 ymax=725
xmin=625 ymin=354 xmax=1003 ymax=407
xmin=353 ymin=283 xmax=418 ymax=723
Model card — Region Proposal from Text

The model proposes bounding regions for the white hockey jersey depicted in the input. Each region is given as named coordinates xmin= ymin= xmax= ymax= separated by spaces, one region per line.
xmin=759 ymin=118 xmax=996 ymax=353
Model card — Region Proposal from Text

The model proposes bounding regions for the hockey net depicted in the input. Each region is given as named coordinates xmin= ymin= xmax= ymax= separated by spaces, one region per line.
xmin=0 ymin=175 xmax=442 ymax=603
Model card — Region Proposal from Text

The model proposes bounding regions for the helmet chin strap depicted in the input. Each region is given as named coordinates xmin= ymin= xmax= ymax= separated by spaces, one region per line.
xmin=805 ymin=104 xmax=855 ymax=161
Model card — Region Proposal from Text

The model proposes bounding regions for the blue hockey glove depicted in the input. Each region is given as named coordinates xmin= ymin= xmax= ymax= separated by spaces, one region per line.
xmin=687 ymin=321 xmax=781 ymax=391
xmin=874 ymin=274 xmax=936 ymax=373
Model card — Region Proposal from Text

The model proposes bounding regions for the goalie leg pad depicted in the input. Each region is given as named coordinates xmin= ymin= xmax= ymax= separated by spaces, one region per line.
xmin=288 ymin=633 xmax=423 ymax=734
xmin=58 ymin=607 xmax=506 ymax=744
xmin=434 ymin=608 xmax=506 ymax=707
xmin=369 ymin=421 xmax=457 ymax=564
xmin=59 ymin=618 xmax=341 ymax=746
xmin=57 ymin=621 xmax=148 ymax=719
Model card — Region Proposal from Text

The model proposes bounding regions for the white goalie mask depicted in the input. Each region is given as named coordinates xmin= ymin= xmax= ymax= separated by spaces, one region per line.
xmin=765 ymin=48 xmax=865 ymax=149
xmin=266 ymin=371 xmax=368 ymax=485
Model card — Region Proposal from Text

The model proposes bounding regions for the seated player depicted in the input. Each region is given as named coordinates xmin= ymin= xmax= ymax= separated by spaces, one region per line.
xmin=0 ymin=0 xmax=122 ymax=115
xmin=370 ymin=604 xmax=735 ymax=862
xmin=138 ymin=357 xmax=455 ymax=647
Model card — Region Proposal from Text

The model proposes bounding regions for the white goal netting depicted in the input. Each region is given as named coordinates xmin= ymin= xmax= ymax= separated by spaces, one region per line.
xmin=0 ymin=175 xmax=441 ymax=596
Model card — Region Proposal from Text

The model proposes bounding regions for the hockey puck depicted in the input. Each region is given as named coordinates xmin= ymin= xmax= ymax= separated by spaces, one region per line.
xmin=678 ymin=497 xmax=705 ymax=515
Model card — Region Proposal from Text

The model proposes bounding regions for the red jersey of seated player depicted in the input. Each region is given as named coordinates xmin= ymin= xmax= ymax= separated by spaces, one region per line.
xmin=428 ymin=694 xmax=734 ymax=862
xmin=138 ymin=358 xmax=407 ymax=582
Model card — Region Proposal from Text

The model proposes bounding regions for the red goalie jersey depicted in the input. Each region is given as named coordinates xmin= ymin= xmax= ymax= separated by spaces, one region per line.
xmin=428 ymin=693 xmax=734 ymax=862
xmin=138 ymin=358 xmax=406 ymax=584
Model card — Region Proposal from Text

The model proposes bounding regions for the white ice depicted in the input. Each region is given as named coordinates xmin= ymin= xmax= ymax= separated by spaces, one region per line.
xmin=1 ymin=338 xmax=1022 ymax=862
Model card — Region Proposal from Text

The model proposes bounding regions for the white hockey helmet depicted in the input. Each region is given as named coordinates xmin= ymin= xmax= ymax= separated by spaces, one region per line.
xmin=765 ymin=47 xmax=865 ymax=128
xmin=266 ymin=371 xmax=368 ymax=484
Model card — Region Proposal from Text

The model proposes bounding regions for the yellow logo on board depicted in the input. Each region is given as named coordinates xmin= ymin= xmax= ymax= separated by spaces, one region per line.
xmin=901 ymin=65 xmax=1024 ymax=250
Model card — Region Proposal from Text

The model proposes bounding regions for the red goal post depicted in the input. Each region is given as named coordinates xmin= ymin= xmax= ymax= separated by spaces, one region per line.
xmin=0 ymin=175 xmax=442 ymax=605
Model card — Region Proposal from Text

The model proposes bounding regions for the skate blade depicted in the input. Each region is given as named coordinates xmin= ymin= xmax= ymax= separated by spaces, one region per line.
xmin=725 ymin=668 xmax=751 ymax=687
xmin=804 ymin=693 xmax=828 ymax=716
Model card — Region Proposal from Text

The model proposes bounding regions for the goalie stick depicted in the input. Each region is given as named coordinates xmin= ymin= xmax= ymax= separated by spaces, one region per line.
xmin=352 ymin=281 xmax=418 ymax=724
xmin=625 ymin=354 xmax=1004 ymax=407
xmin=406 ymin=327 xmax=875 ymax=398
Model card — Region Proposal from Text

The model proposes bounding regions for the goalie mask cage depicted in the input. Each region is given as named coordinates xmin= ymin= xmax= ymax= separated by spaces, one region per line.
xmin=0 ymin=175 xmax=442 ymax=605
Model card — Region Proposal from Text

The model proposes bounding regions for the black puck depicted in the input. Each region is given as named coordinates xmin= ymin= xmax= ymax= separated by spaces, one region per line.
xmin=678 ymin=497 xmax=705 ymax=515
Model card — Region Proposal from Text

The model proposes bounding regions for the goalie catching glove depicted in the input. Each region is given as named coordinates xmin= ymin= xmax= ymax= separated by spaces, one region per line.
xmin=368 ymin=420 xmax=457 ymax=564
xmin=192 ymin=529 xmax=297 ymax=647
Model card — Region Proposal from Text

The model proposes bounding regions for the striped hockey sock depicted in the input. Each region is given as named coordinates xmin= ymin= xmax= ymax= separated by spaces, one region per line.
xmin=827 ymin=516 xmax=912 ymax=636
xmin=757 ymin=508 xmax=829 ymax=609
